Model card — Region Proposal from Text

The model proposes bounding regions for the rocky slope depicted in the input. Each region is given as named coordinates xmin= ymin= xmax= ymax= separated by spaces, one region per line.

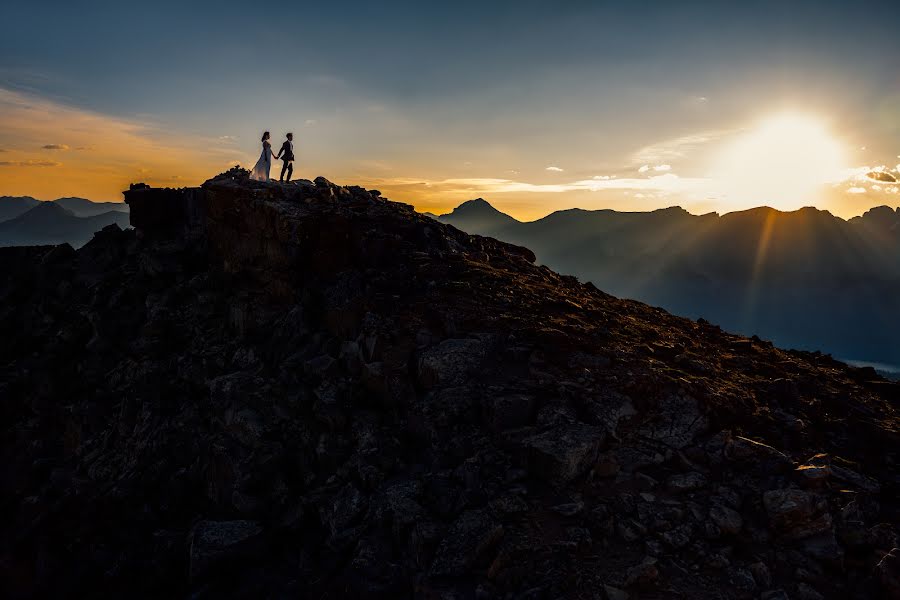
xmin=1 ymin=168 xmax=898 ymax=599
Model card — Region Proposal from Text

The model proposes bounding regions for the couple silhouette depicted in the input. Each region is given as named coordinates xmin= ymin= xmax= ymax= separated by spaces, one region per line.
xmin=250 ymin=131 xmax=294 ymax=183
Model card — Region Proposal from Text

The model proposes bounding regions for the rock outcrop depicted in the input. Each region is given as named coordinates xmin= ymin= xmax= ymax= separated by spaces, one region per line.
xmin=1 ymin=168 xmax=898 ymax=599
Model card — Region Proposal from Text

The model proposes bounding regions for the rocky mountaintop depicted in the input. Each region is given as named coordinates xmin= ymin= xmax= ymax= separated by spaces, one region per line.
xmin=1 ymin=168 xmax=898 ymax=599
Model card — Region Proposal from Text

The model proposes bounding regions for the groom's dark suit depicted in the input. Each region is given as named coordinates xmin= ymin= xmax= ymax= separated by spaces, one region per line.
xmin=276 ymin=139 xmax=294 ymax=182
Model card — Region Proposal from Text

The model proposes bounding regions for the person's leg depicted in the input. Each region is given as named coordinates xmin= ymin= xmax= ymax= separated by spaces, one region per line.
xmin=280 ymin=161 xmax=288 ymax=182
xmin=286 ymin=162 xmax=293 ymax=182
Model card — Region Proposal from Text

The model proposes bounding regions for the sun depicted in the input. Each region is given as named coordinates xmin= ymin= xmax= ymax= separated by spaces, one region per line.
xmin=711 ymin=112 xmax=846 ymax=211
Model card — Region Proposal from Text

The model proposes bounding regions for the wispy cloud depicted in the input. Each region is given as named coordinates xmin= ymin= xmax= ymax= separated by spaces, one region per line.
xmin=0 ymin=159 xmax=62 ymax=167
xmin=545 ymin=166 xmax=564 ymax=172
xmin=376 ymin=172 xmax=709 ymax=196
xmin=304 ymin=119 xmax=318 ymax=127
xmin=632 ymin=129 xmax=732 ymax=165
xmin=41 ymin=144 xmax=69 ymax=150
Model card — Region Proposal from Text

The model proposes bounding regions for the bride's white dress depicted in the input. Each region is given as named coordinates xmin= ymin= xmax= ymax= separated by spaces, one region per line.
xmin=250 ymin=141 xmax=272 ymax=181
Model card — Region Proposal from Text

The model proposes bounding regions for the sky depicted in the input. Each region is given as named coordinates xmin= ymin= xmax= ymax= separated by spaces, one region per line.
xmin=1 ymin=0 xmax=899 ymax=220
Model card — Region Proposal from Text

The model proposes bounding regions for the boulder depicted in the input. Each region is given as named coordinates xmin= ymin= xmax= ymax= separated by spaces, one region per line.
xmin=189 ymin=520 xmax=263 ymax=581
xmin=429 ymin=509 xmax=503 ymax=577
xmin=763 ymin=489 xmax=814 ymax=531
xmin=417 ymin=338 xmax=486 ymax=388
xmin=523 ymin=423 xmax=607 ymax=484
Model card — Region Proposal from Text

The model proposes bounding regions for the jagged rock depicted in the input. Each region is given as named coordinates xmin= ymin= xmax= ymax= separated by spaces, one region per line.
xmin=603 ymin=584 xmax=629 ymax=600
xmin=876 ymin=548 xmax=900 ymax=599
xmin=727 ymin=436 xmax=793 ymax=470
xmin=709 ymin=503 xmax=744 ymax=535
xmin=522 ymin=423 xmax=606 ymax=484
xmin=430 ymin=509 xmax=503 ymax=577
xmin=189 ymin=520 xmax=262 ymax=581
xmin=666 ymin=471 xmax=707 ymax=493
xmin=763 ymin=489 xmax=815 ymax=532
xmin=748 ymin=561 xmax=772 ymax=588
xmin=795 ymin=583 xmax=825 ymax=600
xmin=418 ymin=338 xmax=486 ymax=388
xmin=625 ymin=557 xmax=659 ymax=588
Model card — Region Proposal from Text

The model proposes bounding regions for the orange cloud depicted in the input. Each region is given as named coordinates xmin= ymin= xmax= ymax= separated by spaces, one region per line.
xmin=0 ymin=88 xmax=249 ymax=201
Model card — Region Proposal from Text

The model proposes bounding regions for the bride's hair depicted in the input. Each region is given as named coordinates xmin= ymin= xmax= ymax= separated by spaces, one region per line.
xmin=261 ymin=131 xmax=270 ymax=142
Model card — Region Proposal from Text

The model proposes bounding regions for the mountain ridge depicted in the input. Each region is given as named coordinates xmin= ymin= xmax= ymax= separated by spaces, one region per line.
xmin=1 ymin=168 xmax=898 ymax=599
xmin=435 ymin=198 xmax=900 ymax=367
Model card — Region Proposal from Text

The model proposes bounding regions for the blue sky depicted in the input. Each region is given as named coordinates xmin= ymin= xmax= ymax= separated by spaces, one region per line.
xmin=1 ymin=0 xmax=899 ymax=217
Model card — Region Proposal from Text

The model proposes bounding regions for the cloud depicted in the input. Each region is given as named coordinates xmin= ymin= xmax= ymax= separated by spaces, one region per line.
xmin=376 ymin=172 xmax=709 ymax=197
xmin=847 ymin=187 xmax=867 ymax=194
xmin=218 ymin=135 xmax=237 ymax=141
xmin=41 ymin=144 xmax=69 ymax=150
xmin=632 ymin=129 xmax=732 ymax=164
xmin=545 ymin=166 xmax=564 ymax=172
xmin=592 ymin=175 xmax=611 ymax=180
xmin=653 ymin=164 xmax=672 ymax=172
xmin=638 ymin=165 xmax=650 ymax=173
xmin=867 ymin=170 xmax=897 ymax=182
xmin=0 ymin=160 xmax=62 ymax=167
xmin=304 ymin=119 xmax=318 ymax=127
xmin=0 ymin=87 xmax=245 ymax=200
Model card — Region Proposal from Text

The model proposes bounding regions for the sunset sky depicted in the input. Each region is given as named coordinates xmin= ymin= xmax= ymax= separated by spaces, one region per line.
xmin=1 ymin=0 xmax=899 ymax=220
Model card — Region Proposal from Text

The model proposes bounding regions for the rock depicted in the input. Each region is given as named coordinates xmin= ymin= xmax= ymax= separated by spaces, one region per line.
xmin=483 ymin=393 xmax=535 ymax=431
xmin=418 ymin=338 xmax=486 ymax=388
xmin=794 ymin=583 xmax=825 ymax=600
xmin=666 ymin=471 xmax=708 ymax=493
xmin=801 ymin=532 xmax=843 ymax=564
xmin=321 ymin=483 xmax=367 ymax=538
xmin=876 ymin=548 xmax=900 ymax=599
xmin=709 ymin=503 xmax=744 ymax=535
xmin=729 ymin=567 xmax=757 ymax=595
xmin=430 ymin=509 xmax=503 ymax=577
xmin=604 ymin=584 xmax=629 ymax=600
xmin=625 ymin=557 xmax=659 ymax=588
xmin=748 ymin=561 xmax=772 ymax=588
xmin=189 ymin=520 xmax=262 ymax=581
xmin=763 ymin=489 xmax=815 ymax=532
xmin=522 ymin=423 xmax=606 ymax=484
xmin=760 ymin=591 xmax=791 ymax=600
xmin=727 ymin=436 xmax=793 ymax=470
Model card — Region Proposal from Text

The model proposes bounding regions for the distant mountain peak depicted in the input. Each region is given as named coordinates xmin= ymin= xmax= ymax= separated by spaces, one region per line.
xmin=447 ymin=198 xmax=506 ymax=215
xmin=26 ymin=201 xmax=76 ymax=218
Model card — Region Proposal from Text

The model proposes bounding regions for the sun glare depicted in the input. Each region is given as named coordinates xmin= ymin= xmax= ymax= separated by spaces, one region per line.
xmin=711 ymin=113 xmax=846 ymax=211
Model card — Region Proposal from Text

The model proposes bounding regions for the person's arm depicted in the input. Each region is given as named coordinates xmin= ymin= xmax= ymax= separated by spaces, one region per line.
xmin=275 ymin=142 xmax=283 ymax=159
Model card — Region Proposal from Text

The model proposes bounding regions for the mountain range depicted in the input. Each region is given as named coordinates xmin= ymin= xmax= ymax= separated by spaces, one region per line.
xmin=0 ymin=196 xmax=130 ymax=247
xmin=434 ymin=199 xmax=900 ymax=371
xmin=2 ymin=168 xmax=898 ymax=598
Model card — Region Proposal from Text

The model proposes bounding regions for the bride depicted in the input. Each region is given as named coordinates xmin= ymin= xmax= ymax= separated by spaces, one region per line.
xmin=250 ymin=131 xmax=277 ymax=181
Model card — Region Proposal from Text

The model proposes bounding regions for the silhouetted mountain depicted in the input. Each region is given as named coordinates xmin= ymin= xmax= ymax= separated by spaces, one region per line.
xmin=0 ymin=201 xmax=131 ymax=247
xmin=2 ymin=168 xmax=898 ymax=599
xmin=437 ymin=201 xmax=900 ymax=369
xmin=54 ymin=196 xmax=129 ymax=217
xmin=0 ymin=195 xmax=39 ymax=222
xmin=438 ymin=197 xmax=519 ymax=234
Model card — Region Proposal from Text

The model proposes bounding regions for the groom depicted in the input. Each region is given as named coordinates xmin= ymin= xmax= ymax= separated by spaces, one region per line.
xmin=276 ymin=132 xmax=294 ymax=182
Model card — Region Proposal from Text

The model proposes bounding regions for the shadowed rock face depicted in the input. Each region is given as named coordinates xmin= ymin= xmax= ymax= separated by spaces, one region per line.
xmin=1 ymin=167 xmax=898 ymax=599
